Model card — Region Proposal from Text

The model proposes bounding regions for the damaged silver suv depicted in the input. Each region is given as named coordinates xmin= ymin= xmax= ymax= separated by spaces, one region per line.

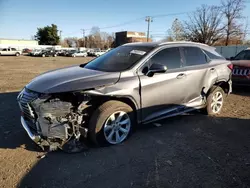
xmin=17 ymin=41 xmax=232 ymax=152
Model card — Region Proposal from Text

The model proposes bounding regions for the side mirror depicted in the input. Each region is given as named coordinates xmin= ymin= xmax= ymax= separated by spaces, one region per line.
xmin=148 ymin=63 xmax=167 ymax=75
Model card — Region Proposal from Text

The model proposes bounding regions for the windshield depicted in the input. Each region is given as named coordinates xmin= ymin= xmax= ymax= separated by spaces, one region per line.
xmin=84 ymin=46 xmax=153 ymax=72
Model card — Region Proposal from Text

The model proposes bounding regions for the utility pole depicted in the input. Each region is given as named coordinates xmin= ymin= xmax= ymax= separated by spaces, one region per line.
xmin=81 ymin=29 xmax=85 ymax=47
xmin=145 ymin=16 xmax=153 ymax=42
xmin=59 ymin=30 xmax=62 ymax=39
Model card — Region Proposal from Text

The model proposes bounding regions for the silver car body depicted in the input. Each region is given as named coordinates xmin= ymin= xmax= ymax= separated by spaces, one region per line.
xmin=72 ymin=51 xmax=88 ymax=57
xmin=17 ymin=41 xmax=232 ymax=150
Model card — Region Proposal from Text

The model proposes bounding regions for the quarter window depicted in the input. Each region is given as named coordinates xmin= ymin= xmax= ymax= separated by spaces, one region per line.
xmin=149 ymin=47 xmax=182 ymax=70
xmin=234 ymin=51 xmax=246 ymax=60
xmin=203 ymin=50 xmax=224 ymax=60
xmin=243 ymin=51 xmax=250 ymax=60
xmin=182 ymin=47 xmax=207 ymax=66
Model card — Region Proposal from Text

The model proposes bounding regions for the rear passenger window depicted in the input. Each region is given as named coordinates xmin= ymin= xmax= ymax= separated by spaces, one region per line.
xmin=183 ymin=47 xmax=207 ymax=66
xmin=149 ymin=47 xmax=182 ymax=70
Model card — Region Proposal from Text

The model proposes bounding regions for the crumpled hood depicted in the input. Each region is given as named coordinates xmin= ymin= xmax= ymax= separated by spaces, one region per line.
xmin=26 ymin=65 xmax=120 ymax=93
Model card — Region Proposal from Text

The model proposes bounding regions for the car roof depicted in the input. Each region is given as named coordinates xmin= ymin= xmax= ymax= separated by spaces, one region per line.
xmin=122 ymin=41 xmax=215 ymax=51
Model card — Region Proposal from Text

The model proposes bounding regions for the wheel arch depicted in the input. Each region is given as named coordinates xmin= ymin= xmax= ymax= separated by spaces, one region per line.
xmin=205 ymin=81 xmax=230 ymax=97
xmin=89 ymin=95 xmax=139 ymax=123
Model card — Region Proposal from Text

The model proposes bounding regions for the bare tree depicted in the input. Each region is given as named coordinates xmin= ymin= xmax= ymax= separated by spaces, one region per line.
xmin=168 ymin=18 xmax=185 ymax=41
xmin=221 ymin=0 xmax=245 ymax=45
xmin=64 ymin=37 xmax=79 ymax=47
xmin=90 ymin=26 xmax=101 ymax=35
xmin=184 ymin=5 xmax=224 ymax=45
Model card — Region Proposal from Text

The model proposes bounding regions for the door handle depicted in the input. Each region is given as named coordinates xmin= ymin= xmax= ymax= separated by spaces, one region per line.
xmin=176 ymin=73 xmax=186 ymax=79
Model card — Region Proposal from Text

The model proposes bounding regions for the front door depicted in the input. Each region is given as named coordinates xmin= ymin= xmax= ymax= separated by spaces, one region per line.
xmin=138 ymin=47 xmax=190 ymax=122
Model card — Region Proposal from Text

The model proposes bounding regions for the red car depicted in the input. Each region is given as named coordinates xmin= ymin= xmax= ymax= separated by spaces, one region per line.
xmin=230 ymin=49 xmax=250 ymax=86
xmin=22 ymin=48 xmax=32 ymax=53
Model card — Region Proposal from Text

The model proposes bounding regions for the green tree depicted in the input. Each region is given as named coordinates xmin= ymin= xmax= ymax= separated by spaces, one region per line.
xmin=35 ymin=24 xmax=60 ymax=45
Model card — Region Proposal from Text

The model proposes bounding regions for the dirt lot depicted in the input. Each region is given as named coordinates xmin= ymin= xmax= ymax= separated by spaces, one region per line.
xmin=0 ymin=56 xmax=249 ymax=188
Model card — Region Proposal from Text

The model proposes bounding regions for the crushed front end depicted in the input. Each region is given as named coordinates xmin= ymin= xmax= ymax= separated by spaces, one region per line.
xmin=17 ymin=88 xmax=90 ymax=153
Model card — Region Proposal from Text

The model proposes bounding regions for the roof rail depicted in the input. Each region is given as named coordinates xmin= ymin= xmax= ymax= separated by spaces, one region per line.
xmin=158 ymin=41 xmax=209 ymax=47
xmin=122 ymin=42 xmax=144 ymax=46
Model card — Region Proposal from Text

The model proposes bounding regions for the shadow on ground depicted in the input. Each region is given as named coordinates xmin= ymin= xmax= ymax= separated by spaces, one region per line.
xmin=232 ymin=86 xmax=250 ymax=97
xmin=0 ymin=92 xmax=41 ymax=151
xmin=0 ymin=91 xmax=249 ymax=188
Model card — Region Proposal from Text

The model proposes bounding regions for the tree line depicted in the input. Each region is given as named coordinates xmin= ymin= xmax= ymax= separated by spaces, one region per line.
xmin=166 ymin=0 xmax=248 ymax=46
xmin=34 ymin=25 xmax=115 ymax=49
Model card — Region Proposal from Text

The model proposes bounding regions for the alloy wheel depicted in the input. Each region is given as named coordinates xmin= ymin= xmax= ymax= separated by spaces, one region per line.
xmin=211 ymin=91 xmax=223 ymax=113
xmin=103 ymin=111 xmax=131 ymax=144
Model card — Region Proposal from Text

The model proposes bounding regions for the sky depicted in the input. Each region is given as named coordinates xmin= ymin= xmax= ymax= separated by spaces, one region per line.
xmin=0 ymin=0 xmax=249 ymax=41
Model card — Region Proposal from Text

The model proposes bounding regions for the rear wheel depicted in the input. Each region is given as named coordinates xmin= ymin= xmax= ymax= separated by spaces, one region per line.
xmin=205 ymin=86 xmax=225 ymax=115
xmin=88 ymin=100 xmax=134 ymax=146
xmin=42 ymin=54 xmax=45 ymax=57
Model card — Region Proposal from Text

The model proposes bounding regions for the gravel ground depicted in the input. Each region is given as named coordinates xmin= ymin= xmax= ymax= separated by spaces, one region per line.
xmin=0 ymin=56 xmax=249 ymax=188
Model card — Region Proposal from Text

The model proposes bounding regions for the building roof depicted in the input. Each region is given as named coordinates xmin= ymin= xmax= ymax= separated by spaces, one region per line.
xmin=0 ymin=38 xmax=37 ymax=42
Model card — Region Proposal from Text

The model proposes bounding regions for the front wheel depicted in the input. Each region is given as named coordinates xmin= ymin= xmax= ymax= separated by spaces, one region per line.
xmin=205 ymin=86 xmax=225 ymax=115
xmin=15 ymin=52 xmax=20 ymax=56
xmin=88 ymin=101 xmax=134 ymax=146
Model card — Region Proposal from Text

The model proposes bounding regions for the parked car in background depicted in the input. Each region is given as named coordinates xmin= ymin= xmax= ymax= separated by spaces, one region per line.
xmin=229 ymin=48 xmax=250 ymax=86
xmin=65 ymin=50 xmax=76 ymax=56
xmin=70 ymin=50 xmax=88 ymax=57
xmin=30 ymin=49 xmax=42 ymax=56
xmin=0 ymin=47 xmax=22 ymax=56
xmin=93 ymin=50 xmax=107 ymax=57
xmin=17 ymin=41 xmax=232 ymax=153
xmin=87 ymin=48 xmax=100 ymax=56
xmin=22 ymin=48 xmax=32 ymax=53
xmin=57 ymin=50 xmax=67 ymax=56
xmin=39 ymin=50 xmax=58 ymax=57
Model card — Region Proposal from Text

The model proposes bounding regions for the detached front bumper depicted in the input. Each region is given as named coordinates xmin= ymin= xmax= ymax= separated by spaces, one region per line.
xmin=20 ymin=116 xmax=51 ymax=150
xmin=21 ymin=116 xmax=41 ymax=143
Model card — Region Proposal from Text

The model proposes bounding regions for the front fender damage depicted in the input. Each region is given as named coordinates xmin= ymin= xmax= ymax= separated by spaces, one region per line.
xmin=30 ymin=93 xmax=90 ymax=153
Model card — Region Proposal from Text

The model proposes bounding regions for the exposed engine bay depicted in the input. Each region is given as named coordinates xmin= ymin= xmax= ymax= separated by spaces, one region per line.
xmin=20 ymin=90 xmax=93 ymax=153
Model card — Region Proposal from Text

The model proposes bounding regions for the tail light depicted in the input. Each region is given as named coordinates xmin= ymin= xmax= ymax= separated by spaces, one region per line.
xmin=227 ymin=64 xmax=233 ymax=70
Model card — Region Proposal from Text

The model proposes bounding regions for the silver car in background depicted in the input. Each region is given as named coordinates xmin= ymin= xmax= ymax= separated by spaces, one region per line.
xmin=17 ymin=41 xmax=232 ymax=153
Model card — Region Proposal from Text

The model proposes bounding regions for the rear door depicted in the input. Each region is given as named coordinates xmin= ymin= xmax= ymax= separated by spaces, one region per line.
xmin=7 ymin=48 xmax=12 ymax=55
xmin=180 ymin=46 xmax=217 ymax=104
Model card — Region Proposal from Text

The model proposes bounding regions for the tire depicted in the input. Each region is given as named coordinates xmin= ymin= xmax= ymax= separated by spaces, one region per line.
xmin=72 ymin=54 xmax=76 ymax=58
xmin=88 ymin=100 xmax=135 ymax=146
xmin=205 ymin=86 xmax=225 ymax=115
xmin=42 ymin=54 xmax=45 ymax=57
xmin=15 ymin=52 xmax=20 ymax=56
xmin=54 ymin=54 xmax=57 ymax=57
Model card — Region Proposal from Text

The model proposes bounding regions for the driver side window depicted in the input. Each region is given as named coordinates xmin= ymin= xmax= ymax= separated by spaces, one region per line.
xmin=148 ymin=47 xmax=182 ymax=70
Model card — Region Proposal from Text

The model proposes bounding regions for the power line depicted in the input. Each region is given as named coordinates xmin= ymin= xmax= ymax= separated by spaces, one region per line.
xmin=63 ymin=11 xmax=190 ymax=36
